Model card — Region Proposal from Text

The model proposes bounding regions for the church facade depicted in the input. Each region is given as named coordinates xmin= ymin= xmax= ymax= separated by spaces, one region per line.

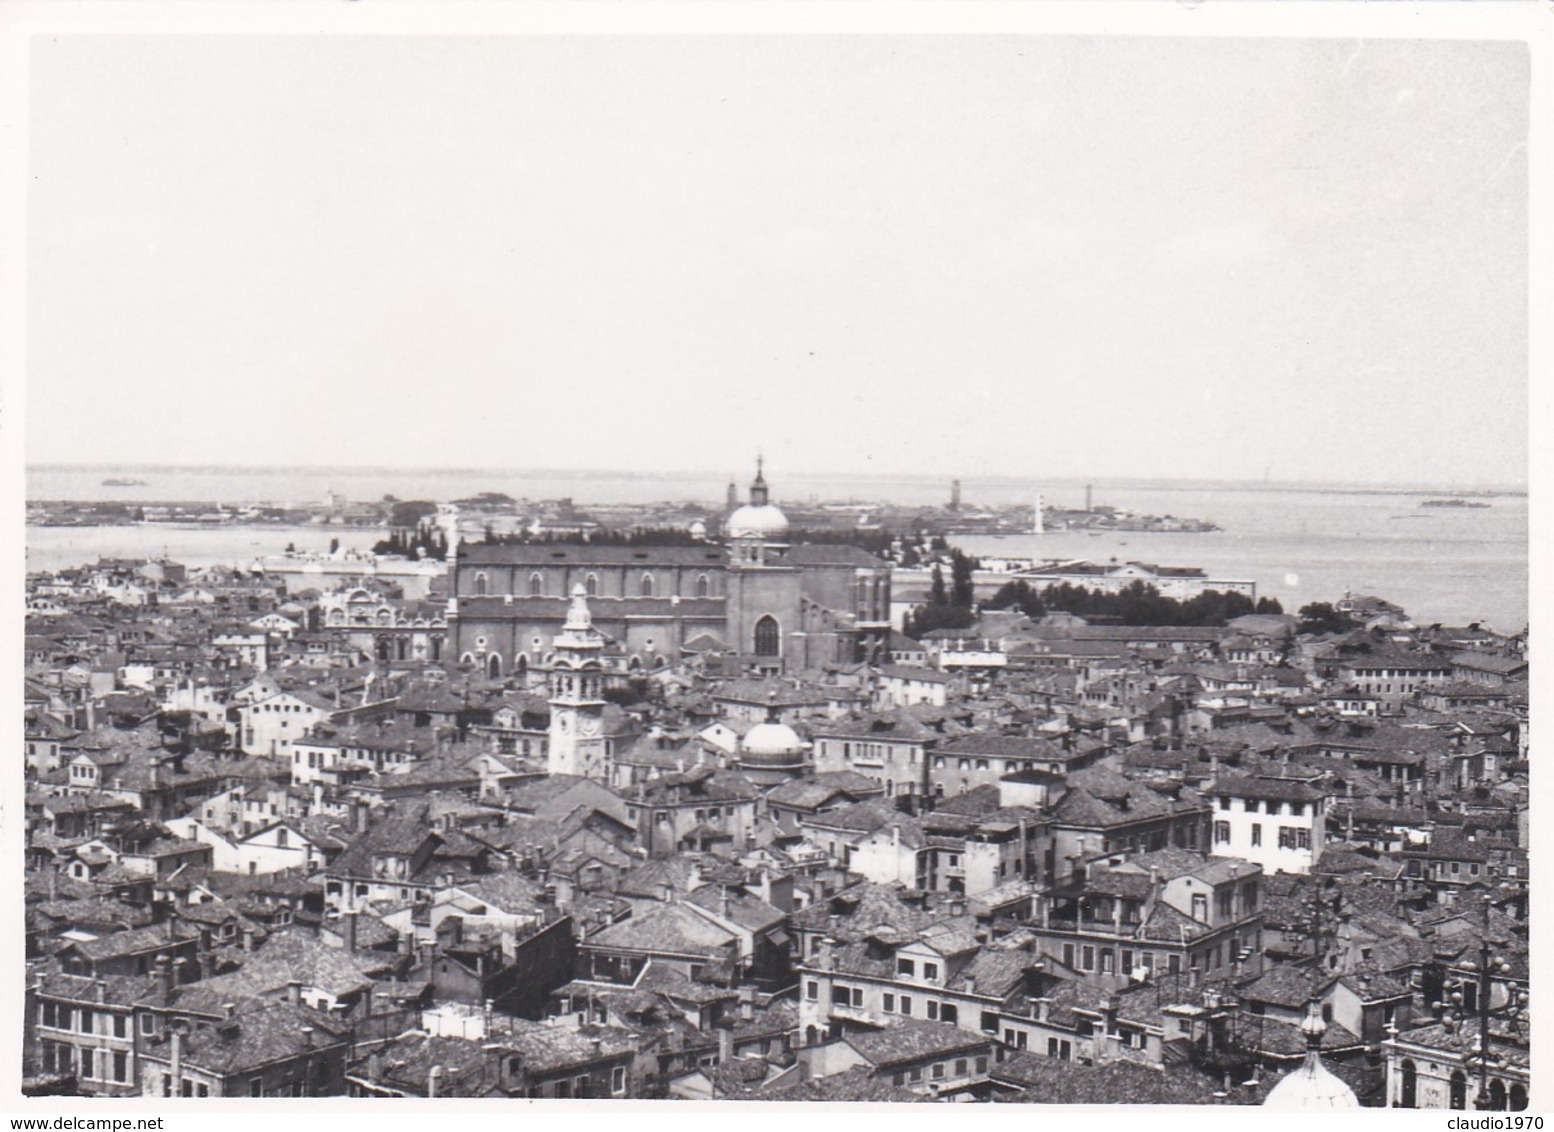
xmin=447 ymin=464 xmax=892 ymax=677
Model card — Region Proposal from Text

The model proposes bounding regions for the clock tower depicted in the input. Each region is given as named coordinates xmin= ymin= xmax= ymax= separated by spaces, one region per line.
xmin=547 ymin=584 xmax=609 ymax=780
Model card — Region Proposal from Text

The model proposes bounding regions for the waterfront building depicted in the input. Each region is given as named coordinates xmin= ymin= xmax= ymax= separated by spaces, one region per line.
xmin=1012 ymin=561 xmax=1256 ymax=602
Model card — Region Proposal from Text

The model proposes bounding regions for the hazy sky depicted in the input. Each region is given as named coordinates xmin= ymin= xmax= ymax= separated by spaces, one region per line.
xmin=27 ymin=34 xmax=1529 ymax=485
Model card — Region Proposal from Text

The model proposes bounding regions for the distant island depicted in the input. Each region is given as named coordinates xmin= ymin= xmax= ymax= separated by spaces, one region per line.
xmin=1420 ymin=498 xmax=1491 ymax=509
xmin=100 ymin=477 xmax=148 ymax=487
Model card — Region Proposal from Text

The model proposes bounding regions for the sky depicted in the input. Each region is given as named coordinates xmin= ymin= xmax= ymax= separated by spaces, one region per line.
xmin=25 ymin=33 xmax=1530 ymax=486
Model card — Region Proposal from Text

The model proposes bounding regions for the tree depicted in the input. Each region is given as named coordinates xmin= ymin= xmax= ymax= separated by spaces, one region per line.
xmin=904 ymin=601 xmax=977 ymax=637
xmin=930 ymin=564 xmax=948 ymax=607
xmin=949 ymin=550 xmax=976 ymax=608
xmin=389 ymin=500 xmax=438 ymax=528
xmin=1297 ymin=602 xmax=1358 ymax=635
xmin=986 ymin=579 xmax=1046 ymax=620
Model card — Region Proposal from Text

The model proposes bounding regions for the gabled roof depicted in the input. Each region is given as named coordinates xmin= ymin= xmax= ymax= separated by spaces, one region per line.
xmin=842 ymin=1018 xmax=990 ymax=1067
xmin=584 ymin=902 xmax=738 ymax=957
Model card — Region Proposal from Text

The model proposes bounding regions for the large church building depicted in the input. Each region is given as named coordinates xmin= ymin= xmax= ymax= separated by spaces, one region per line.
xmin=448 ymin=463 xmax=892 ymax=677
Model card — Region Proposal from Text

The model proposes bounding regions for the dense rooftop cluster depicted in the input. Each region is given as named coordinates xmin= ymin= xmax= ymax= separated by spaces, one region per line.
xmin=21 ymin=552 xmax=1529 ymax=1107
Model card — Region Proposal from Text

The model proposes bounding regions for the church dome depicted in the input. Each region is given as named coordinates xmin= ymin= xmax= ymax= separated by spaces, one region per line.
xmin=740 ymin=720 xmax=807 ymax=764
xmin=727 ymin=503 xmax=789 ymax=540
xmin=1263 ymin=1000 xmax=1359 ymax=1111
xmin=1262 ymin=1057 xmax=1359 ymax=1110
xmin=726 ymin=456 xmax=788 ymax=540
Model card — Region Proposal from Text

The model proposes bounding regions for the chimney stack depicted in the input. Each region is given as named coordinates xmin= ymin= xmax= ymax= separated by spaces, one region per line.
xmin=169 ymin=1023 xmax=184 ymax=1095
xmin=157 ymin=955 xmax=175 ymax=1004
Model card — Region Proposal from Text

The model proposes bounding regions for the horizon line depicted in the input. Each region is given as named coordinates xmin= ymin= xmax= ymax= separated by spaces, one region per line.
xmin=24 ymin=461 xmax=1531 ymax=495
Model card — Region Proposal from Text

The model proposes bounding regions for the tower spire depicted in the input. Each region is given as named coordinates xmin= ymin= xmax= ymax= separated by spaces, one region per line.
xmin=563 ymin=582 xmax=594 ymax=632
xmin=749 ymin=455 xmax=770 ymax=507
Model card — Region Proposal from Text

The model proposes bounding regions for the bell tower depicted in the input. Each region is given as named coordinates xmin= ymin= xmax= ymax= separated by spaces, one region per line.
xmin=547 ymin=584 xmax=608 ymax=780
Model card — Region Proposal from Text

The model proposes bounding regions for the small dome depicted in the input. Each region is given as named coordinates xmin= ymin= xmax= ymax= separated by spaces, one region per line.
xmin=740 ymin=721 xmax=806 ymax=763
xmin=1263 ymin=1000 xmax=1358 ymax=1110
xmin=727 ymin=503 xmax=789 ymax=540
xmin=1262 ymin=1057 xmax=1359 ymax=1110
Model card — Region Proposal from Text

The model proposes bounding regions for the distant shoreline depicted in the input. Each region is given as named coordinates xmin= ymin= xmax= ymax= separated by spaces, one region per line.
xmin=24 ymin=464 xmax=1530 ymax=502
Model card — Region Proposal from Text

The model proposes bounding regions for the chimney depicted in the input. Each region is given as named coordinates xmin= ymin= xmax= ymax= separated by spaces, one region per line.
xmin=427 ymin=1065 xmax=443 ymax=1099
xmin=343 ymin=910 xmax=359 ymax=953
xmin=169 ymin=1023 xmax=183 ymax=1095
xmin=717 ymin=1025 xmax=733 ymax=1066
xmin=817 ymin=936 xmax=836 ymax=971
xmin=301 ymin=1025 xmax=314 ymax=1048
xmin=157 ymin=955 xmax=175 ymax=1004
xmin=720 ymin=886 xmax=731 ymax=920
xmin=739 ymin=986 xmax=756 ymax=1022
xmin=287 ymin=980 xmax=302 ymax=1006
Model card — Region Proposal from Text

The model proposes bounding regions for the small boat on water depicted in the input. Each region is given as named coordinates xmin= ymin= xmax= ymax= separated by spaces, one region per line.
xmin=1420 ymin=498 xmax=1490 ymax=509
xmin=102 ymin=477 xmax=148 ymax=487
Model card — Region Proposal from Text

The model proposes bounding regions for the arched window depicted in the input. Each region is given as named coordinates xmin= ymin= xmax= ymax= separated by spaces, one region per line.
xmin=1399 ymin=1060 xmax=1417 ymax=1108
xmin=640 ymin=574 xmax=654 ymax=597
xmin=1510 ymin=1084 xmax=1528 ymax=1112
xmin=515 ymin=654 xmax=528 ymax=676
xmin=529 ymin=572 xmax=543 ymax=596
xmin=754 ymin=615 xmax=780 ymax=657
xmin=1450 ymin=1070 xmax=1467 ymax=1110
xmin=1489 ymin=1080 xmax=1507 ymax=1111
xmin=487 ymin=654 xmax=502 ymax=679
xmin=696 ymin=574 xmax=710 ymax=598
xmin=585 ymin=573 xmax=598 ymax=597
xmin=474 ymin=572 xmax=489 ymax=596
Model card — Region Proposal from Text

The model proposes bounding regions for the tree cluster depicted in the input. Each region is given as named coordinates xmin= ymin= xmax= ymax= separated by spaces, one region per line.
xmin=372 ymin=523 xmax=450 ymax=561
xmin=984 ymin=578 xmax=1282 ymax=627
xmin=482 ymin=527 xmax=708 ymax=547
xmin=388 ymin=500 xmax=440 ymax=528
xmin=1296 ymin=602 xmax=1360 ymax=635
xmin=780 ymin=527 xmax=896 ymax=556
xmin=902 ymin=551 xmax=981 ymax=637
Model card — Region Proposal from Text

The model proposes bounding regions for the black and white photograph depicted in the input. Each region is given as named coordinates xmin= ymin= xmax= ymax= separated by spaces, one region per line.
xmin=3 ymin=1 xmax=1542 ymax=1117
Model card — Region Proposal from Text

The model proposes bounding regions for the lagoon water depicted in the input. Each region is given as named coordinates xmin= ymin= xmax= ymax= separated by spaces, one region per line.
xmin=26 ymin=467 xmax=1527 ymax=633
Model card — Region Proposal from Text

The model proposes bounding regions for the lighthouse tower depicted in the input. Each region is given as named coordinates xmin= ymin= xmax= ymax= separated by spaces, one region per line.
xmin=547 ymin=585 xmax=609 ymax=781
xmin=1034 ymin=494 xmax=1046 ymax=535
